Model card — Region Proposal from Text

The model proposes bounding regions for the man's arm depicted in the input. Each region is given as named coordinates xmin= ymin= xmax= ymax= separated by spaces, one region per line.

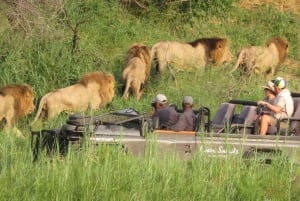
xmin=170 ymin=114 xmax=187 ymax=131
xmin=257 ymin=100 xmax=282 ymax=114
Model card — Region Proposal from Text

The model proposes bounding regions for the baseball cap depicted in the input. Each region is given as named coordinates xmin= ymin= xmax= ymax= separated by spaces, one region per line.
xmin=262 ymin=81 xmax=275 ymax=93
xmin=182 ymin=96 xmax=193 ymax=105
xmin=274 ymin=77 xmax=287 ymax=89
xmin=153 ymin=94 xmax=167 ymax=103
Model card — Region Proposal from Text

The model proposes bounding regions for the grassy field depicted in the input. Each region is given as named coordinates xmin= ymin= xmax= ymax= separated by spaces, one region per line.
xmin=0 ymin=0 xmax=300 ymax=200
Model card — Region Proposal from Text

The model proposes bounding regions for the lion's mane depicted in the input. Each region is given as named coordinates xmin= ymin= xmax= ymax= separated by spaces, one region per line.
xmin=78 ymin=71 xmax=115 ymax=106
xmin=0 ymin=84 xmax=35 ymax=126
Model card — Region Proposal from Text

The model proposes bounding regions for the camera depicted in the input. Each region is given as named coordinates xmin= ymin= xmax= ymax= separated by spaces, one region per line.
xmin=256 ymin=104 xmax=264 ymax=115
xmin=151 ymin=102 xmax=156 ymax=108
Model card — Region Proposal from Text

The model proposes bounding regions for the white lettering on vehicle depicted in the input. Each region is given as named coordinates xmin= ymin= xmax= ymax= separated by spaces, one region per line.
xmin=199 ymin=145 xmax=239 ymax=155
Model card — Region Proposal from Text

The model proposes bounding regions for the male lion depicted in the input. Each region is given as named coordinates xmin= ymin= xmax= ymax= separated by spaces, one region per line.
xmin=122 ymin=43 xmax=151 ymax=100
xmin=0 ymin=84 xmax=35 ymax=136
xmin=230 ymin=37 xmax=289 ymax=77
xmin=151 ymin=37 xmax=233 ymax=74
xmin=32 ymin=71 xmax=115 ymax=122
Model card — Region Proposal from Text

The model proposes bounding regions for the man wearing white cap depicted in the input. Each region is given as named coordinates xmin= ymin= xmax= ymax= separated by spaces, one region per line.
xmin=170 ymin=96 xmax=195 ymax=131
xmin=257 ymin=77 xmax=293 ymax=135
xmin=151 ymin=94 xmax=179 ymax=129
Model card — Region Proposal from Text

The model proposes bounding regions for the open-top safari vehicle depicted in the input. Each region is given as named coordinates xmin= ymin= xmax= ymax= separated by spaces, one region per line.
xmin=31 ymin=93 xmax=300 ymax=163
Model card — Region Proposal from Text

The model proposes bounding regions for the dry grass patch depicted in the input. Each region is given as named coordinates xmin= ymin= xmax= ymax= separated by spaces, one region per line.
xmin=239 ymin=0 xmax=300 ymax=16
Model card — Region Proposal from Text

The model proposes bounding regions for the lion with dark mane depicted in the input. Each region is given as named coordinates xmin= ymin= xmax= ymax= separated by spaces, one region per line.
xmin=230 ymin=37 xmax=288 ymax=77
xmin=151 ymin=37 xmax=233 ymax=74
xmin=32 ymin=71 xmax=115 ymax=122
xmin=122 ymin=43 xmax=151 ymax=100
xmin=0 ymin=84 xmax=35 ymax=135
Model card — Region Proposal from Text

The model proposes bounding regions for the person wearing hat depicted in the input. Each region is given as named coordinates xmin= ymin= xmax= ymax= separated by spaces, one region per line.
xmin=151 ymin=94 xmax=179 ymax=129
xmin=261 ymin=81 xmax=276 ymax=113
xmin=170 ymin=96 xmax=195 ymax=131
xmin=257 ymin=77 xmax=293 ymax=135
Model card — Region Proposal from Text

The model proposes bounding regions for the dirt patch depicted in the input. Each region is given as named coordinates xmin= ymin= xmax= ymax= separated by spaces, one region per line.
xmin=239 ymin=0 xmax=300 ymax=16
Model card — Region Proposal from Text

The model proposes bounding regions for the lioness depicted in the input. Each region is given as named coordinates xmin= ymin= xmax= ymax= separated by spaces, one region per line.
xmin=33 ymin=71 xmax=115 ymax=122
xmin=151 ymin=37 xmax=233 ymax=74
xmin=230 ymin=37 xmax=288 ymax=77
xmin=122 ymin=43 xmax=151 ymax=100
xmin=0 ymin=84 xmax=35 ymax=136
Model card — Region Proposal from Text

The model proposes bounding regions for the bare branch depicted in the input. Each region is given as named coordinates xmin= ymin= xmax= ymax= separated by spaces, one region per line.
xmin=119 ymin=0 xmax=149 ymax=11
xmin=133 ymin=0 xmax=149 ymax=11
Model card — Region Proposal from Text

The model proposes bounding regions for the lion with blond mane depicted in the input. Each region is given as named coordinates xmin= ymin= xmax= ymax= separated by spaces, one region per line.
xmin=0 ymin=84 xmax=35 ymax=135
xmin=32 ymin=71 xmax=115 ymax=122
xmin=151 ymin=37 xmax=233 ymax=74
xmin=122 ymin=43 xmax=151 ymax=100
xmin=230 ymin=37 xmax=289 ymax=77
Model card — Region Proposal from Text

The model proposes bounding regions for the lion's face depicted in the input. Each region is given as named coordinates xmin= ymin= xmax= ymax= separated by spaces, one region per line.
xmin=19 ymin=85 xmax=35 ymax=117
xmin=0 ymin=84 xmax=35 ymax=126
xmin=24 ymin=92 xmax=35 ymax=114
xmin=212 ymin=39 xmax=233 ymax=66
xmin=266 ymin=37 xmax=289 ymax=65
xmin=220 ymin=46 xmax=233 ymax=65
xmin=0 ymin=84 xmax=35 ymax=118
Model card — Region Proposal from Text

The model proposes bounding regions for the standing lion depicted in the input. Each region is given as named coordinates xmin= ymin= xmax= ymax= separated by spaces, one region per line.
xmin=0 ymin=84 xmax=35 ymax=136
xmin=122 ymin=43 xmax=151 ymax=100
xmin=32 ymin=71 xmax=115 ymax=122
xmin=230 ymin=37 xmax=289 ymax=77
xmin=151 ymin=37 xmax=233 ymax=74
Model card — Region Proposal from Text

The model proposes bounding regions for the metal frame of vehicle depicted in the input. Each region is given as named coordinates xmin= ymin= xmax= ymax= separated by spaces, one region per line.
xmin=31 ymin=98 xmax=300 ymax=162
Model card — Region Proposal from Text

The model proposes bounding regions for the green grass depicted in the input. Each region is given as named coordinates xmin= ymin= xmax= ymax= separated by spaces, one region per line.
xmin=0 ymin=132 xmax=299 ymax=201
xmin=0 ymin=1 xmax=300 ymax=200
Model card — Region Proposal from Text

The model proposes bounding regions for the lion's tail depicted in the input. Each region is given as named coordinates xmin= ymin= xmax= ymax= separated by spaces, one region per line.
xmin=230 ymin=50 xmax=243 ymax=73
xmin=150 ymin=42 xmax=162 ymax=74
xmin=122 ymin=68 xmax=132 ymax=100
xmin=150 ymin=43 xmax=157 ymax=63
xmin=32 ymin=94 xmax=48 ymax=123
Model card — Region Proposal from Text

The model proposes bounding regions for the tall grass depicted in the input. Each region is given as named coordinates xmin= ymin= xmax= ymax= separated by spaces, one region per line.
xmin=0 ymin=1 xmax=299 ymax=200
xmin=0 ymin=132 xmax=298 ymax=200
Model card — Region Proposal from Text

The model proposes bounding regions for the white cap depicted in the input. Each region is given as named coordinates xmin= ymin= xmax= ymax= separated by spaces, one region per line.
xmin=183 ymin=96 xmax=193 ymax=104
xmin=153 ymin=94 xmax=167 ymax=103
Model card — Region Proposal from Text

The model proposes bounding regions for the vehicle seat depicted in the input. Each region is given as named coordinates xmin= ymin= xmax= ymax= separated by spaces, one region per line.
xmin=211 ymin=103 xmax=236 ymax=133
xmin=230 ymin=105 xmax=257 ymax=134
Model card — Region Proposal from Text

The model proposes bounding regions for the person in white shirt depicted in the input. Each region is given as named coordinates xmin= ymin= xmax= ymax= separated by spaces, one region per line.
xmin=257 ymin=77 xmax=294 ymax=135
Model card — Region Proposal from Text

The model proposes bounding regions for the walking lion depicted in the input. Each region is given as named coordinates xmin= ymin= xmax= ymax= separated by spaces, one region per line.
xmin=230 ymin=37 xmax=289 ymax=77
xmin=33 ymin=71 xmax=115 ymax=122
xmin=151 ymin=37 xmax=233 ymax=74
xmin=122 ymin=43 xmax=151 ymax=100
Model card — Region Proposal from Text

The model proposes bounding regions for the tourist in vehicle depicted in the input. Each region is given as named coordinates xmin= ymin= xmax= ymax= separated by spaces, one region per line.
xmin=261 ymin=81 xmax=276 ymax=113
xmin=170 ymin=96 xmax=195 ymax=131
xmin=257 ymin=77 xmax=294 ymax=135
xmin=151 ymin=94 xmax=179 ymax=129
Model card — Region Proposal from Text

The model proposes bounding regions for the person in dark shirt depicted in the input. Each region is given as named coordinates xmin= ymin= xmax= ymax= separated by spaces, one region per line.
xmin=151 ymin=94 xmax=178 ymax=129
xmin=261 ymin=81 xmax=276 ymax=113
xmin=170 ymin=96 xmax=195 ymax=131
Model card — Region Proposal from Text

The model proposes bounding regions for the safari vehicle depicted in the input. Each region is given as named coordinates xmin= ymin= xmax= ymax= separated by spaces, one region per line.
xmin=31 ymin=95 xmax=300 ymax=163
